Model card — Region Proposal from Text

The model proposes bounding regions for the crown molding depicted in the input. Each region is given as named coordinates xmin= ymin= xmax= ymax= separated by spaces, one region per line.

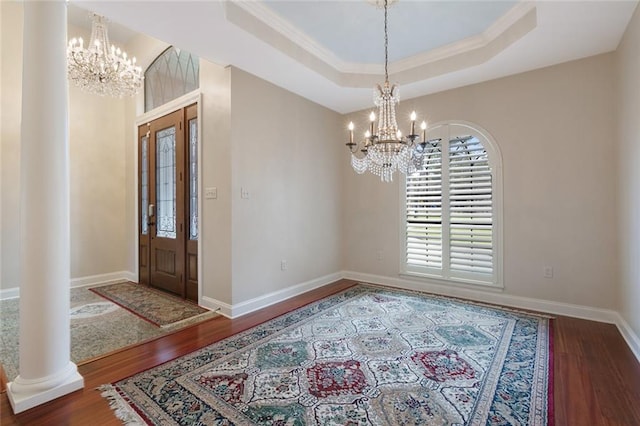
xmin=227 ymin=0 xmax=537 ymax=88
xmin=391 ymin=2 xmax=536 ymax=74
xmin=227 ymin=1 xmax=354 ymax=72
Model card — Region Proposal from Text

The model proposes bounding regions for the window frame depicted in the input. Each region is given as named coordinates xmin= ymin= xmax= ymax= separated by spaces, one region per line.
xmin=400 ymin=121 xmax=504 ymax=289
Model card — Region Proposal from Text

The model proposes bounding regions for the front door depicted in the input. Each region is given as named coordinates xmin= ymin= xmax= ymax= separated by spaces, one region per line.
xmin=138 ymin=105 xmax=198 ymax=300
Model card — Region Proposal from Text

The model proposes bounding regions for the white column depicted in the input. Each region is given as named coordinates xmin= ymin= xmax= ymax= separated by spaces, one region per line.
xmin=6 ymin=0 xmax=84 ymax=414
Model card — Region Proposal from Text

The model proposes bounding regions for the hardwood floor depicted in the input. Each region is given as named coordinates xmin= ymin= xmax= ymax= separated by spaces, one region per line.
xmin=1 ymin=279 xmax=639 ymax=425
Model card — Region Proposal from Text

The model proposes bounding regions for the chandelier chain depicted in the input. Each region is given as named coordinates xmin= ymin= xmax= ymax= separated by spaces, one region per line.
xmin=346 ymin=0 xmax=428 ymax=182
xmin=384 ymin=0 xmax=389 ymax=82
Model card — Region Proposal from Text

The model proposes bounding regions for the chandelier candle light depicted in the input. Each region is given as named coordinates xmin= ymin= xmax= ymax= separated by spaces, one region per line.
xmin=346 ymin=0 xmax=430 ymax=182
xmin=67 ymin=14 xmax=143 ymax=97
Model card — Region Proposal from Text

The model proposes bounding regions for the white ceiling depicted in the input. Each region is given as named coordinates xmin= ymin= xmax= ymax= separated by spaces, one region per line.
xmin=71 ymin=1 xmax=638 ymax=114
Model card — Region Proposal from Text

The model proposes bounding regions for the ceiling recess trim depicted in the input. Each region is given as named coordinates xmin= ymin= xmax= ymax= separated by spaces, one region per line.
xmin=226 ymin=0 xmax=537 ymax=89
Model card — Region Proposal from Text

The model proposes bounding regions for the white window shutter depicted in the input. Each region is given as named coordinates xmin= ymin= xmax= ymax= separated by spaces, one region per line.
xmin=404 ymin=123 xmax=497 ymax=286
xmin=448 ymin=136 xmax=493 ymax=277
xmin=406 ymin=141 xmax=443 ymax=270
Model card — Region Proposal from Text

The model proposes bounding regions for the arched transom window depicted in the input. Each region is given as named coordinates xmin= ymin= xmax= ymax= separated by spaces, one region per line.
xmin=145 ymin=46 xmax=199 ymax=112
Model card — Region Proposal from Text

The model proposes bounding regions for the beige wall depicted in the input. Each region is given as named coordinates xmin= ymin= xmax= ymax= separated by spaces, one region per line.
xmin=121 ymin=62 xmax=343 ymax=307
xmin=0 ymin=2 xmax=22 ymax=290
xmin=1 ymin=0 xmax=633 ymax=330
xmin=0 ymin=3 xmax=130 ymax=289
xmin=67 ymin=14 xmax=130 ymax=277
xmin=200 ymin=60 xmax=233 ymax=305
xmin=343 ymin=53 xmax=619 ymax=310
xmin=92 ymin=27 xmax=345 ymax=307
xmin=616 ymin=4 xmax=640 ymax=341
xmin=229 ymin=68 xmax=343 ymax=304
xmin=68 ymin=87 xmax=128 ymax=278
xmin=0 ymin=1 xmax=4 ymax=289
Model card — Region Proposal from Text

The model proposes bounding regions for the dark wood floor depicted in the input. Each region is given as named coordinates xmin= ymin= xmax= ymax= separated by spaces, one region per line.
xmin=1 ymin=279 xmax=639 ymax=425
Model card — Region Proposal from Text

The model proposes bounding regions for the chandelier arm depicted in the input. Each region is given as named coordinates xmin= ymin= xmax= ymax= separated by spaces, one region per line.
xmin=69 ymin=52 xmax=81 ymax=65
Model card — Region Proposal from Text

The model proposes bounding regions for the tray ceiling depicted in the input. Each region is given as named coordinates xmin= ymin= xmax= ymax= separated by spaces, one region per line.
xmin=71 ymin=1 xmax=638 ymax=113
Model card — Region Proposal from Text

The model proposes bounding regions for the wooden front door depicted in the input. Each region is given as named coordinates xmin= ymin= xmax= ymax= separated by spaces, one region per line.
xmin=138 ymin=105 xmax=198 ymax=301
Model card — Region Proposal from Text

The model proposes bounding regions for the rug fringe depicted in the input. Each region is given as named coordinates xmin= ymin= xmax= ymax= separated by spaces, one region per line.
xmin=98 ymin=384 xmax=147 ymax=425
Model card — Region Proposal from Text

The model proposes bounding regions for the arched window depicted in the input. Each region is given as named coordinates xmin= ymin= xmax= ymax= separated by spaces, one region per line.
xmin=144 ymin=46 xmax=199 ymax=112
xmin=402 ymin=121 xmax=503 ymax=288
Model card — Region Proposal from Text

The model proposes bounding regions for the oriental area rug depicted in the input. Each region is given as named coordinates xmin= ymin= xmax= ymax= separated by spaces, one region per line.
xmin=100 ymin=284 xmax=553 ymax=425
xmin=90 ymin=282 xmax=216 ymax=328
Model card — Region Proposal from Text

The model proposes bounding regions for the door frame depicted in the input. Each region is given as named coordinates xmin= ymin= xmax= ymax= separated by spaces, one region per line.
xmin=134 ymin=90 xmax=203 ymax=303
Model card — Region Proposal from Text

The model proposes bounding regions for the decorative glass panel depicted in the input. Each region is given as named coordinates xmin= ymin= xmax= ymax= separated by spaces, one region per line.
xmin=156 ymin=127 xmax=176 ymax=239
xmin=145 ymin=47 xmax=199 ymax=112
xmin=141 ymin=135 xmax=149 ymax=235
xmin=189 ymin=118 xmax=198 ymax=240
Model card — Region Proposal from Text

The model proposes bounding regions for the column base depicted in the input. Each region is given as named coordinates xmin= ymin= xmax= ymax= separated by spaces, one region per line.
xmin=6 ymin=362 xmax=84 ymax=414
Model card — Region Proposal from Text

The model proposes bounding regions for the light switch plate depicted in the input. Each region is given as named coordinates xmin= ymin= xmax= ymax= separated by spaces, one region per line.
xmin=205 ymin=187 xmax=217 ymax=199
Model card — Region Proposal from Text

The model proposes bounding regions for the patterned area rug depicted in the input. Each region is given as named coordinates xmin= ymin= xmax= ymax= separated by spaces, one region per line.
xmin=90 ymin=282 xmax=215 ymax=328
xmin=1 ymin=286 xmax=218 ymax=382
xmin=100 ymin=285 xmax=553 ymax=425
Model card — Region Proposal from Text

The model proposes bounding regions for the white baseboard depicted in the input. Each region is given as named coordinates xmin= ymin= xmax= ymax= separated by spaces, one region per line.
xmin=202 ymin=272 xmax=343 ymax=319
xmin=0 ymin=287 xmax=19 ymax=300
xmin=342 ymin=270 xmax=640 ymax=364
xmin=71 ymin=271 xmax=135 ymax=289
xmin=202 ymin=269 xmax=640 ymax=365
xmin=3 ymin=267 xmax=638 ymax=365
xmin=343 ymin=270 xmax=620 ymax=323
xmin=200 ymin=296 xmax=233 ymax=318
xmin=0 ymin=271 xmax=136 ymax=300
xmin=614 ymin=313 xmax=640 ymax=363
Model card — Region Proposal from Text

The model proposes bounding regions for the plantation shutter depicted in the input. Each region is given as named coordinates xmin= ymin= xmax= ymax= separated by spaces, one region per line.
xmin=448 ymin=136 xmax=493 ymax=277
xmin=406 ymin=140 xmax=443 ymax=270
xmin=404 ymin=124 xmax=496 ymax=285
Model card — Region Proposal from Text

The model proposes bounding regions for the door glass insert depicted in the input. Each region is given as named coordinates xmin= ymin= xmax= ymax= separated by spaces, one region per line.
xmin=189 ymin=118 xmax=198 ymax=240
xmin=141 ymin=134 xmax=149 ymax=235
xmin=156 ymin=126 xmax=177 ymax=239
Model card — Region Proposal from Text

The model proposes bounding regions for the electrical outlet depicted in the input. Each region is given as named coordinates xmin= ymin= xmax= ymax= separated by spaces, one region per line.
xmin=543 ymin=266 xmax=553 ymax=279
xmin=376 ymin=249 xmax=383 ymax=261
xmin=281 ymin=260 xmax=287 ymax=271
xmin=241 ymin=187 xmax=250 ymax=199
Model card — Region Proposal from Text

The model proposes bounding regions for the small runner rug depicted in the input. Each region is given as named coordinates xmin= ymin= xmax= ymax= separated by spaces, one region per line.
xmin=90 ymin=281 xmax=215 ymax=328
xmin=100 ymin=284 xmax=553 ymax=425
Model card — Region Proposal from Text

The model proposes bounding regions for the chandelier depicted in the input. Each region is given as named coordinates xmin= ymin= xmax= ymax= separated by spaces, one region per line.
xmin=346 ymin=0 xmax=429 ymax=182
xmin=67 ymin=14 xmax=143 ymax=97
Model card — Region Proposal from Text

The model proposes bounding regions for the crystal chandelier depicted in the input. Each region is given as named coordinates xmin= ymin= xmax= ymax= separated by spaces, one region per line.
xmin=346 ymin=0 xmax=428 ymax=182
xmin=67 ymin=14 xmax=143 ymax=97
